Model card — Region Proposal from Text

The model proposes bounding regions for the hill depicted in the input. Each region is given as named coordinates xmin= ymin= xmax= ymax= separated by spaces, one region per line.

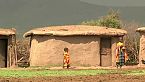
xmin=0 ymin=0 xmax=145 ymax=37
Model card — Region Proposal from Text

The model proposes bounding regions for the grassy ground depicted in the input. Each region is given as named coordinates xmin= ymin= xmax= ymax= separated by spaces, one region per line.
xmin=0 ymin=68 xmax=145 ymax=78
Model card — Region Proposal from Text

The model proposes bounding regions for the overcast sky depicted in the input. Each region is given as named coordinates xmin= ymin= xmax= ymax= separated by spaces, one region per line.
xmin=80 ymin=0 xmax=145 ymax=7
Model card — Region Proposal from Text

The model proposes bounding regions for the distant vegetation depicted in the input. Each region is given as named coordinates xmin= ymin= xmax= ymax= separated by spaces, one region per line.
xmin=81 ymin=9 xmax=121 ymax=29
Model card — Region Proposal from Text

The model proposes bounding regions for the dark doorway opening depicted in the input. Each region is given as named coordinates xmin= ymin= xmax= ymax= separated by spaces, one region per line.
xmin=0 ymin=39 xmax=8 ymax=68
xmin=100 ymin=37 xmax=112 ymax=67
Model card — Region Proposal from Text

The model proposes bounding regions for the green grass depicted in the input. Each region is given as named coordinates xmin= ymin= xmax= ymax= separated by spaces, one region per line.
xmin=0 ymin=69 xmax=115 ymax=78
xmin=0 ymin=69 xmax=145 ymax=78
xmin=124 ymin=70 xmax=145 ymax=75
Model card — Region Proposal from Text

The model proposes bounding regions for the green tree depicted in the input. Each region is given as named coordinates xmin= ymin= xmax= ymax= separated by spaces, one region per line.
xmin=81 ymin=9 xmax=122 ymax=29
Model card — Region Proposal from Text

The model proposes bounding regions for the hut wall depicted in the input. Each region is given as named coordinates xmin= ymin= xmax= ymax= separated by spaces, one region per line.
xmin=7 ymin=35 xmax=17 ymax=67
xmin=111 ymin=37 xmax=119 ymax=67
xmin=11 ymin=35 xmax=17 ymax=67
xmin=7 ymin=36 xmax=11 ymax=67
xmin=139 ymin=33 xmax=145 ymax=66
xmin=30 ymin=35 xmax=100 ymax=66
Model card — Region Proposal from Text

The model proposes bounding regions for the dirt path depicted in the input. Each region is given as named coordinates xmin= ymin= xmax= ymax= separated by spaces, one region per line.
xmin=0 ymin=74 xmax=144 ymax=82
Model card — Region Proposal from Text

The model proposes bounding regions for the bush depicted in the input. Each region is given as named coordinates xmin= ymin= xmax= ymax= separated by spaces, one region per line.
xmin=123 ymin=21 xmax=141 ymax=65
xmin=16 ymin=38 xmax=30 ymax=67
xmin=81 ymin=9 xmax=121 ymax=29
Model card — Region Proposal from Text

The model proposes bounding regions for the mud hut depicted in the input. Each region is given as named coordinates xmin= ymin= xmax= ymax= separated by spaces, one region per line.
xmin=0 ymin=28 xmax=16 ymax=68
xmin=24 ymin=25 xmax=127 ymax=67
xmin=136 ymin=27 xmax=145 ymax=66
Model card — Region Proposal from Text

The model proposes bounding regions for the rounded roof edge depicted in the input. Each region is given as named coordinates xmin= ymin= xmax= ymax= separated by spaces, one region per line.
xmin=23 ymin=25 xmax=127 ymax=37
xmin=136 ymin=27 xmax=145 ymax=32
xmin=0 ymin=28 xmax=16 ymax=36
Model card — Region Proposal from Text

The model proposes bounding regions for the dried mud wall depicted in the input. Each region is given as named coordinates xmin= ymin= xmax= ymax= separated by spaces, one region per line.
xmin=111 ymin=37 xmax=119 ymax=67
xmin=7 ymin=35 xmax=17 ymax=67
xmin=139 ymin=32 xmax=145 ymax=66
xmin=30 ymin=35 xmax=100 ymax=67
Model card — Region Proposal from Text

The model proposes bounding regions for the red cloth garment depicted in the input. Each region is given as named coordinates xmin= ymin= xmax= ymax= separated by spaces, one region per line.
xmin=63 ymin=52 xmax=70 ymax=67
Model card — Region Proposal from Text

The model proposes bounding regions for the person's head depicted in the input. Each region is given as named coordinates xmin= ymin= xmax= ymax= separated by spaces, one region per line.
xmin=64 ymin=47 xmax=69 ymax=52
xmin=119 ymin=37 xmax=123 ymax=42
xmin=120 ymin=45 xmax=123 ymax=49
xmin=122 ymin=46 xmax=126 ymax=51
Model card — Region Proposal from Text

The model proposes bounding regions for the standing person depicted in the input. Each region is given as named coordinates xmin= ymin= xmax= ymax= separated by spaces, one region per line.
xmin=63 ymin=47 xmax=70 ymax=69
xmin=122 ymin=47 xmax=128 ymax=63
xmin=116 ymin=40 xmax=128 ymax=68
xmin=116 ymin=41 xmax=123 ymax=68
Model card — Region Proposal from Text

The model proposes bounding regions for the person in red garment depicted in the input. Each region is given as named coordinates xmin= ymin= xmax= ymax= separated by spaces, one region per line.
xmin=116 ymin=40 xmax=128 ymax=68
xmin=63 ymin=47 xmax=70 ymax=68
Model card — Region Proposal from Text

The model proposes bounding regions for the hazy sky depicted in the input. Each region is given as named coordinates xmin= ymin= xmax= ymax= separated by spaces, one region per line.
xmin=80 ymin=0 xmax=145 ymax=7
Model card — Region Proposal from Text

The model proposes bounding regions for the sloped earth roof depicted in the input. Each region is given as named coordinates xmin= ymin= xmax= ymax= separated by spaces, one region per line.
xmin=24 ymin=25 xmax=127 ymax=37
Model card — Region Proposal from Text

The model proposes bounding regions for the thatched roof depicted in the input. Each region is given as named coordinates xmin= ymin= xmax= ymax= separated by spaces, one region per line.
xmin=136 ymin=27 xmax=145 ymax=32
xmin=24 ymin=25 xmax=127 ymax=37
xmin=0 ymin=28 xmax=16 ymax=36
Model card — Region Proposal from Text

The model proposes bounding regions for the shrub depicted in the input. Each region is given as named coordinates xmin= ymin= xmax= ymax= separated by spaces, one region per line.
xmin=122 ymin=21 xmax=141 ymax=65
xmin=16 ymin=38 xmax=30 ymax=67
xmin=81 ymin=9 xmax=122 ymax=29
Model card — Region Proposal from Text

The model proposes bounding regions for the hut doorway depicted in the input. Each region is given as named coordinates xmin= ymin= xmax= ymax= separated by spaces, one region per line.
xmin=100 ymin=37 xmax=112 ymax=67
xmin=0 ymin=39 xmax=8 ymax=68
